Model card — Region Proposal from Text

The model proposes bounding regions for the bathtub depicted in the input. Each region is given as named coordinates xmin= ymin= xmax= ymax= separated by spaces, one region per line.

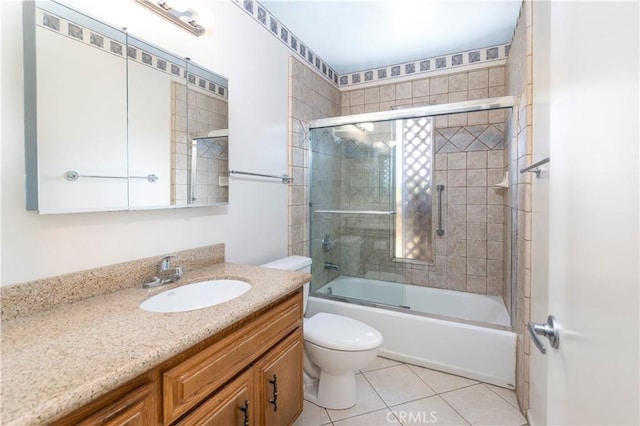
xmin=306 ymin=276 xmax=516 ymax=389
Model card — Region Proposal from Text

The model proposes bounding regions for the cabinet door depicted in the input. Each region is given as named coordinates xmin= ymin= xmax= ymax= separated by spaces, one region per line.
xmin=76 ymin=382 xmax=156 ymax=426
xmin=254 ymin=330 xmax=303 ymax=426
xmin=177 ymin=370 xmax=253 ymax=426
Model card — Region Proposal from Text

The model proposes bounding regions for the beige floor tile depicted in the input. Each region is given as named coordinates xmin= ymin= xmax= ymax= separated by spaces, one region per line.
xmin=441 ymin=384 xmax=527 ymax=425
xmin=363 ymin=364 xmax=436 ymax=406
xmin=295 ymin=400 xmax=332 ymax=426
xmin=333 ymin=408 xmax=399 ymax=425
xmin=390 ymin=395 xmax=470 ymax=425
xmin=326 ymin=374 xmax=386 ymax=422
xmin=485 ymin=384 xmax=520 ymax=409
xmin=408 ymin=365 xmax=478 ymax=393
xmin=361 ymin=356 xmax=402 ymax=373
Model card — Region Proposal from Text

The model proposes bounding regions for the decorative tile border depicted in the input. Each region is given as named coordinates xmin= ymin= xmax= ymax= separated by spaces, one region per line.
xmin=340 ymin=44 xmax=511 ymax=88
xmin=233 ymin=0 xmax=511 ymax=90
xmin=37 ymin=8 xmax=228 ymax=100
xmin=231 ymin=0 xmax=340 ymax=86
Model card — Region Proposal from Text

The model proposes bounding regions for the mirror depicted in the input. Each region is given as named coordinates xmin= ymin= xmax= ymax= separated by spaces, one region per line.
xmin=23 ymin=1 xmax=229 ymax=214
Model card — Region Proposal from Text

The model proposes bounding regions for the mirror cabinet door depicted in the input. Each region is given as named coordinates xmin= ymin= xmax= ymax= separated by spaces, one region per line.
xmin=26 ymin=2 xmax=129 ymax=213
xmin=126 ymin=36 xmax=187 ymax=209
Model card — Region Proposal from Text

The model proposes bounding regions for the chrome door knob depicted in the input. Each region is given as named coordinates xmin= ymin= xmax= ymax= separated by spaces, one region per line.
xmin=528 ymin=315 xmax=560 ymax=354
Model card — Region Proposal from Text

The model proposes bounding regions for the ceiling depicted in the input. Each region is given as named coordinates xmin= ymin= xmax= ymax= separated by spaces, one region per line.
xmin=259 ymin=0 xmax=522 ymax=75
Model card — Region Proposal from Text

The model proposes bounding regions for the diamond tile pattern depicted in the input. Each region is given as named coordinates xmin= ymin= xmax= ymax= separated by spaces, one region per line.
xmin=436 ymin=125 xmax=504 ymax=153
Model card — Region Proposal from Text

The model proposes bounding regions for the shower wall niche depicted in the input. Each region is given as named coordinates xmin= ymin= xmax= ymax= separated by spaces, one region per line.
xmin=309 ymin=105 xmax=508 ymax=296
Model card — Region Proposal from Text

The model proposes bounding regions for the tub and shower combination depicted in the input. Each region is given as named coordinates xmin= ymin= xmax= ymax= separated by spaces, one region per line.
xmin=307 ymin=97 xmax=517 ymax=389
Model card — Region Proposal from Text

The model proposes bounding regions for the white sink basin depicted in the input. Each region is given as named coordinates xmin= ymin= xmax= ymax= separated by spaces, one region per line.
xmin=139 ymin=279 xmax=251 ymax=313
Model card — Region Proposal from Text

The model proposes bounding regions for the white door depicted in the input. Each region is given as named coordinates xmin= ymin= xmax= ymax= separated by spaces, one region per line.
xmin=529 ymin=2 xmax=639 ymax=425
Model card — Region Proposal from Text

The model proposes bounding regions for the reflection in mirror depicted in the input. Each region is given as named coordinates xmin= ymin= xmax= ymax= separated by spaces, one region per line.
xmin=184 ymin=62 xmax=229 ymax=205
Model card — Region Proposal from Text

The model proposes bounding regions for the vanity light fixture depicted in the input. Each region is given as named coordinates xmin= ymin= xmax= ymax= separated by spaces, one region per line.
xmin=133 ymin=0 xmax=205 ymax=36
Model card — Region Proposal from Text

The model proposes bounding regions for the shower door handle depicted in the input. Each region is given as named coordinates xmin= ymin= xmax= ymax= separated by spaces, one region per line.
xmin=436 ymin=185 xmax=445 ymax=236
xmin=528 ymin=315 xmax=560 ymax=354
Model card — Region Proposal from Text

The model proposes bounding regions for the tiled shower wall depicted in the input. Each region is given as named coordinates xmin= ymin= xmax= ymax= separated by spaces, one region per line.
xmin=505 ymin=0 xmax=533 ymax=413
xmin=288 ymin=57 xmax=342 ymax=257
xmin=336 ymin=65 xmax=508 ymax=295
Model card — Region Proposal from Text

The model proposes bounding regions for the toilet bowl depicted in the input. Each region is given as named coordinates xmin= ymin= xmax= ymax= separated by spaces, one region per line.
xmin=261 ymin=256 xmax=383 ymax=409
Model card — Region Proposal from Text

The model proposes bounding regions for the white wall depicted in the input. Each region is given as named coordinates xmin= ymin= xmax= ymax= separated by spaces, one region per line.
xmin=1 ymin=0 xmax=294 ymax=286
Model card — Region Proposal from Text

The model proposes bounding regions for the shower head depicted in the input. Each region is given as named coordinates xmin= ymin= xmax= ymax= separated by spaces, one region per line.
xmin=325 ymin=128 xmax=343 ymax=145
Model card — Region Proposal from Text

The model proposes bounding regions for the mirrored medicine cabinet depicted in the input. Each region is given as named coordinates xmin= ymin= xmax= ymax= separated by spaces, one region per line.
xmin=23 ymin=0 xmax=229 ymax=214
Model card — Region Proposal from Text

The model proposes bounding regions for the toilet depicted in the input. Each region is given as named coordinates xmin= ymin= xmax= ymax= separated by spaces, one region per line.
xmin=261 ymin=256 xmax=383 ymax=409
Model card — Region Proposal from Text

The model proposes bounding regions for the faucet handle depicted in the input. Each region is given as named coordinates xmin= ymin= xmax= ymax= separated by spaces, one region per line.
xmin=158 ymin=255 xmax=175 ymax=272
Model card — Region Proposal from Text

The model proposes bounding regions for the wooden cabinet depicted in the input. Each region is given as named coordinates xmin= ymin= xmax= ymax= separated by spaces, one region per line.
xmin=177 ymin=370 xmax=253 ymax=426
xmin=177 ymin=331 xmax=303 ymax=426
xmin=254 ymin=332 xmax=304 ymax=426
xmin=52 ymin=290 xmax=303 ymax=426
xmin=70 ymin=382 xmax=157 ymax=426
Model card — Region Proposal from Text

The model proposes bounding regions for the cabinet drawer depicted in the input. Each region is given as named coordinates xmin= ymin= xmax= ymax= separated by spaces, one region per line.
xmin=163 ymin=292 xmax=302 ymax=424
xmin=76 ymin=382 xmax=156 ymax=426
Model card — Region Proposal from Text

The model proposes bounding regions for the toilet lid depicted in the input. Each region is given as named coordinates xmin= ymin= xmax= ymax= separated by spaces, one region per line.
xmin=304 ymin=313 xmax=383 ymax=351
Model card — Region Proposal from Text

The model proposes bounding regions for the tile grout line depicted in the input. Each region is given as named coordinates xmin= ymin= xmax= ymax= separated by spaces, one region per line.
xmin=482 ymin=382 xmax=522 ymax=410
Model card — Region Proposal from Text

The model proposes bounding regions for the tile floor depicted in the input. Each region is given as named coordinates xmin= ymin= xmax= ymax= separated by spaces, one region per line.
xmin=295 ymin=357 xmax=528 ymax=426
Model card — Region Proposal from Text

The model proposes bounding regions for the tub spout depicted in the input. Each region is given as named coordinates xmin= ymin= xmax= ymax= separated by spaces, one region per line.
xmin=324 ymin=262 xmax=340 ymax=271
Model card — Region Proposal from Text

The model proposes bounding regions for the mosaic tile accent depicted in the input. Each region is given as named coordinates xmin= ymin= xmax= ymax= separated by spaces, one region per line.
xmin=232 ymin=0 xmax=508 ymax=89
xmin=35 ymin=8 xmax=228 ymax=99
xmin=89 ymin=32 xmax=103 ymax=48
xmin=42 ymin=12 xmax=60 ymax=31
xmin=231 ymin=0 xmax=339 ymax=86
xmin=258 ymin=7 xmax=266 ymax=24
xmin=67 ymin=23 xmax=83 ymax=40
xmin=110 ymin=40 xmax=122 ymax=55
xmin=340 ymin=43 xmax=510 ymax=87
xmin=127 ymin=46 xmax=137 ymax=59
xmin=141 ymin=52 xmax=152 ymax=65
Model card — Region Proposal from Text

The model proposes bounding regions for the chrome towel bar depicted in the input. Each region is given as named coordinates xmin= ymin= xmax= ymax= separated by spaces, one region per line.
xmin=65 ymin=171 xmax=158 ymax=182
xmin=229 ymin=170 xmax=293 ymax=184
xmin=314 ymin=210 xmax=396 ymax=215
xmin=519 ymin=157 xmax=550 ymax=178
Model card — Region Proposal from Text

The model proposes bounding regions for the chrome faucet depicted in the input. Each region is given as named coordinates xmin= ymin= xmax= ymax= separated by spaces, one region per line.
xmin=324 ymin=262 xmax=340 ymax=271
xmin=143 ymin=255 xmax=184 ymax=288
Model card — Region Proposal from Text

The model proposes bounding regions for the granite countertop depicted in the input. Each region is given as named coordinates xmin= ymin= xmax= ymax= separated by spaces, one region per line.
xmin=0 ymin=262 xmax=310 ymax=425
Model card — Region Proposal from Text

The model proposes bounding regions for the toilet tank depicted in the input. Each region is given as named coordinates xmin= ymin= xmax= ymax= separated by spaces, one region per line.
xmin=261 ymin=256 xmax=312 ymax=313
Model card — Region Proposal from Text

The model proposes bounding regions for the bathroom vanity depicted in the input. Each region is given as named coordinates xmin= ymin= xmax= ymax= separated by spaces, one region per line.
xmin=53 ymin=291 xmax=303 ymax=425
xmin=0 ymin=245 xmax=309 ymax=425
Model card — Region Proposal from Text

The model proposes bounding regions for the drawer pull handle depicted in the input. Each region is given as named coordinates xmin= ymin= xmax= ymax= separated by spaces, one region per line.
xmin=240 ymin=399 xmax=249 ymax=426
xmin=268 ymin=374 xmax=278 ymax=412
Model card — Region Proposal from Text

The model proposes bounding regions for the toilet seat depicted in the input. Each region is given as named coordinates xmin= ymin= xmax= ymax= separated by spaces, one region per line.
xmin=304 ymin=313 xmax=383 ymax=351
